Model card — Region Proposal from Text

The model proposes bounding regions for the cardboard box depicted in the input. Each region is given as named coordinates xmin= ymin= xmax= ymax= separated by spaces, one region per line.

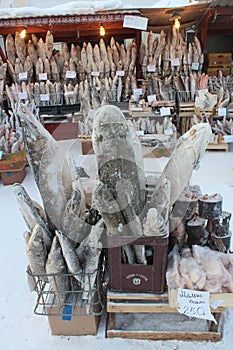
xmin=1 ymin=167 xmax=26 ymax=185
xmin=47 ymin=305 xmax=100 ymax=336
xmin=208 ymin=53 xmax=232 ymax=66
xmin=107 ymin=235 xmax=169 ymax=294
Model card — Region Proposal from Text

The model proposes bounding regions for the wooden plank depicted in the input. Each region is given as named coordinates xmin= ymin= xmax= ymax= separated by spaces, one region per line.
xmin=206 ymin=143 xmax=228 ymax=152
xmin=107 ymin=302 xmax=174 ymax=313
xmin=106 ymin=330 xmax=222 ymax=341
xmin=107 ymin=291 xmax=168 ymax=302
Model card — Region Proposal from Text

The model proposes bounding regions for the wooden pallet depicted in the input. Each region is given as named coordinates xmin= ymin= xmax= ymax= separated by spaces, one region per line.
xmin=206 ymin=143 xmax=228 ymax=152
xmin=106 ymin=291 xmax=224 ymax=341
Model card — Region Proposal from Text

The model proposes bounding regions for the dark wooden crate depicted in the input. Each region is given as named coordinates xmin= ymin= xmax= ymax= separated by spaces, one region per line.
xmin=107 ymin=235 xmax=168 ymax=294
xmin=1 ymin=167 xmax=26 ymax=185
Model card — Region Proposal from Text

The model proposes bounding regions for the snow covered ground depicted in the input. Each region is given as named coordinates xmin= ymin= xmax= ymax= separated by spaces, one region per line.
xmin=1 ymin=146 xmax=233 ymax=350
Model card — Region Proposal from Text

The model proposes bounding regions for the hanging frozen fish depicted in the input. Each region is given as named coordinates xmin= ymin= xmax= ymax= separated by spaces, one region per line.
xmin=6 ymin=33 xmax=16 ymax=66
xmin=46 ymin=236 xmax=70 ymax=305
xmin=15 ymin=31 xmax=26 ymax=65
xmin=50 ymin=56 xmax=60 ymax=82
xmin=27 ymin=39 xmax=38 ymax=67
xmin=62 ymin=42 xmax=70 ymax=62
xmin=154 ymin=123 xmax=212 ymax=206
xmin=45 ymin=30 xmax=53 ymax=60
xmin=37 ymin=38 xmax=46 ymax=62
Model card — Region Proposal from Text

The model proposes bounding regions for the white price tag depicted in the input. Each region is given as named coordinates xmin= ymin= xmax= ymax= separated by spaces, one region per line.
xmin=177 ymin=288 xmax=217 ymax=323
xmin=192 ymin=62 xmax=200 ymax=71
xmin=116 ymin=70 xmax=125 ymax=77
xmin=147 ymin=94 xmax=156 ymax=103
xmin=160 ymin=107 xmax=171 ymax=116
xmin=123 ymin=15 xmax=148 ymax=31
xmin=18 ymin=92 xmax=28 ymax=100
xmin=171 ymin=58 xmax=180 ymax=67
xmin=65 ymin=91 xmax=75 ymax=97
xmin=18 ymin=72 xmax=28 ymax=81
xmin=218 ymin=108 xmax=227 ymax=117
xmin=40 ymin=94 xmax=50 ymax=101
xmin=198 ymin=89 xmax=208 ymax=96
xmin=136 ymin=130 xmax=144 ymax=136
xmin=147 ymin=65 xmax=156 ymax=72
xmin=39 ymin=73 xmax=48 ymax=81
xmin=91 ymin=71 xmax=100 ymax=77
xmin=133 ymin=88 xmax=143 ymax=96
xmin=66 ymin=70 xmax=76 ymax=79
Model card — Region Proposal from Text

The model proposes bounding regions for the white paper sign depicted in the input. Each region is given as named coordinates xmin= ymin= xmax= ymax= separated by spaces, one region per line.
xmin=198 ymin=89 xmax=208 ymax=96
xmin=18 ymin=92 xmax=28 ymax=100
xmin=177 ymin=288 xmax=217 ymax=323
xmin=40 ymin=94 xmax=50 ymax=101
xmin=123 ymin=15 xmax=148 ymax=31
xmin=39 ymin=73 xmax=48 ymax=81
xmin=65 ymin=91 xmax=75 ymax=97
xmin=18 ymin=72 xmax=28 ymax=81
xmin=147 ymin=65 xmax=156 ymax=72
xmin=147 ymin=94 xmax=156 ymax=103
xmin=192 ymin=62 xmax=200 ymax=71
xmin=171 ymin=58 xmax=180 ymax=67
xmin=218 ymin=107 xmax=227 ymax=117
xmin=91 ymin=71 xmax=100 ymax=77
xmin=136 ymin=130 xmax=144 ymax=136
xmin=160 ymin=107 xmax=171 ymax=116
xmin=133 ymin=88 xmax=143 ymax=96
xmin=66 ymin=70 xmax=76 ymax=79
xmin=116 ymin=70 xmax=125 ymax=77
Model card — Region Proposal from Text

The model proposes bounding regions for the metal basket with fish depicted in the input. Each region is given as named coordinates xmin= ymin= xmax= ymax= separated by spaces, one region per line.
xmin=26 ymin=251 xmax=106 ymax=317
xmin=32 ymin=92 xmax=64 ymax=107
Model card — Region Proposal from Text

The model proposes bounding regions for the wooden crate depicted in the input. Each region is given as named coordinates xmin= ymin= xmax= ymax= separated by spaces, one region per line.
xmin=1 ymin=166 xmax=26 ymax=185
xmin=178 ymin=102 xmax=195 ymax=135
xmin=106 ymin=291 xmax=224 ymax=341
xmin=206 ymin=143 xmax=228 ymax=152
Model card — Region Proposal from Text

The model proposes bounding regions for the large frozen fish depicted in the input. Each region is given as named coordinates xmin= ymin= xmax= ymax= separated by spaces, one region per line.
xmin=6 ymin=33 xmax=16 ymax=66
xmin=17 ymin=104 xmax=74 ymax=232
xmin=46 ymin=236 xmax=70 ymax=305
xmin=26 ymin=223 xmax=49 ymax=281
xmin=155 ymin=123 xmax=211 ymax=206
xmin=13 ymin=183 xmax=52 ymax=249
xmin=15 ymin=31 xmax=26 ymax=64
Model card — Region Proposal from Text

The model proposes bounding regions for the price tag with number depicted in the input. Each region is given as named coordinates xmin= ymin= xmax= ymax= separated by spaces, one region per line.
xmin=133 ymin=88 xmax=143 ymax=96
xmin=66 ymin=70 xmax=76 ymax=79
xmin=18 ymin=92 xmax=28 ymax=100
xmin=116 ymin=70 xmax=125 ymax=76
xmin=40 ymin=94 xmax=50 ymax=101
xmin=192 ymin=62 xmax=200 ymax=71
xmin=177 ymin=288 xmax=217 ymax=323
xmin=218 ymin=108 xmax=227 ymax=117
xmin=19 ymin=72 xmax=28 ymax=81
xmin=160 ymin=107 xmax=171 ymax=116
xmin=171 ymin=58 xmax=180 ymax=67
xmin=147 ymin=94 xmax=156 ymax=103
xmin=147 ymin=65 xmax=156 ymax=72
xmin=39 ymin=73 xmax=48 ymax=81
xmin=91 ymin=71 xmax=100 ymax=77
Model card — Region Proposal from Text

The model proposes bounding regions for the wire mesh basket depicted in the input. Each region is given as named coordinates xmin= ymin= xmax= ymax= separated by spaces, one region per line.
xmin=32 ymin=93 xmax=64 ymax=107
xmin=27 ymin=252 xmax=106 ymax=317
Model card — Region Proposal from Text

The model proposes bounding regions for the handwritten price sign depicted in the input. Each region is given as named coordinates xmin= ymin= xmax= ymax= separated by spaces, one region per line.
xmin=123 ymin=15 xmax=148 ymax=31
xmin=177 ymin=288 xmax=217 ymax=323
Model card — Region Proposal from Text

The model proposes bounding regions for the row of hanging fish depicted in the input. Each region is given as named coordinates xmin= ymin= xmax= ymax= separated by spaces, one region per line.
xmin=14 ymin=103 xmax=105 ymax=308
xmin=0 ymin=109 xmax=24 ymax=154
xmin=140 ymin=28 xmax=203 ymax=78
xmin=5 ymin=31 xmax=137 ymax=85
xmin=166 ymin=244 xmax=233 ymax=293
xmin=131 ymin=116 xmax=176 ymax=135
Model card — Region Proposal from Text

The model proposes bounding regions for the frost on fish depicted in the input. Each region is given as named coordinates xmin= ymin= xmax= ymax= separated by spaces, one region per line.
xmin=143 ymin=208 xmax=168 ymax=237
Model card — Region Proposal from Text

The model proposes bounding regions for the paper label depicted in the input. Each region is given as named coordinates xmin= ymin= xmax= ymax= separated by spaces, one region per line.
xmin=218 ymin=108 xmax=227 ymax=117
xmin=133 ymin=88 xmax=143 ymax=96
xmin=198 ymin=89 xmax=208 ymax=96
xmin=171 ymin=58 xmax=180 ymax=67
xmin=160 ymin=107 xmax=171 ymax=116
xmin=177 ymin=288 xmax=217 ymax=323
xmin=39 ymin=73 xmax=48 ymax=81
xmin=192 ymin=62 xmax=200 ymax=70
xmin=18 ymin=72 xmax=28 ymax=81
xmin=65 ymin=91 xmax=75 ymax=97
xmin=91 ymin=71 xmax=100 ymax=77
xmin=18 ymin=92 xmax=28 ymax=100
xmin=40 ymin=94 xmax=50 ymax=101
xmin=147 ymin=94 xmax=156 ymax=102
xmin=123 ymin=15 xmax=148 ymax=31
xmin=116 ymin=70 xmax=125 ymax=76
xmin=66 ymin=70 xmax=76 ymax=79
xmin=136 ymin=130 xmax=144 ymax=136
xmin=147 ymin=65 xmax=156 ymax=72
